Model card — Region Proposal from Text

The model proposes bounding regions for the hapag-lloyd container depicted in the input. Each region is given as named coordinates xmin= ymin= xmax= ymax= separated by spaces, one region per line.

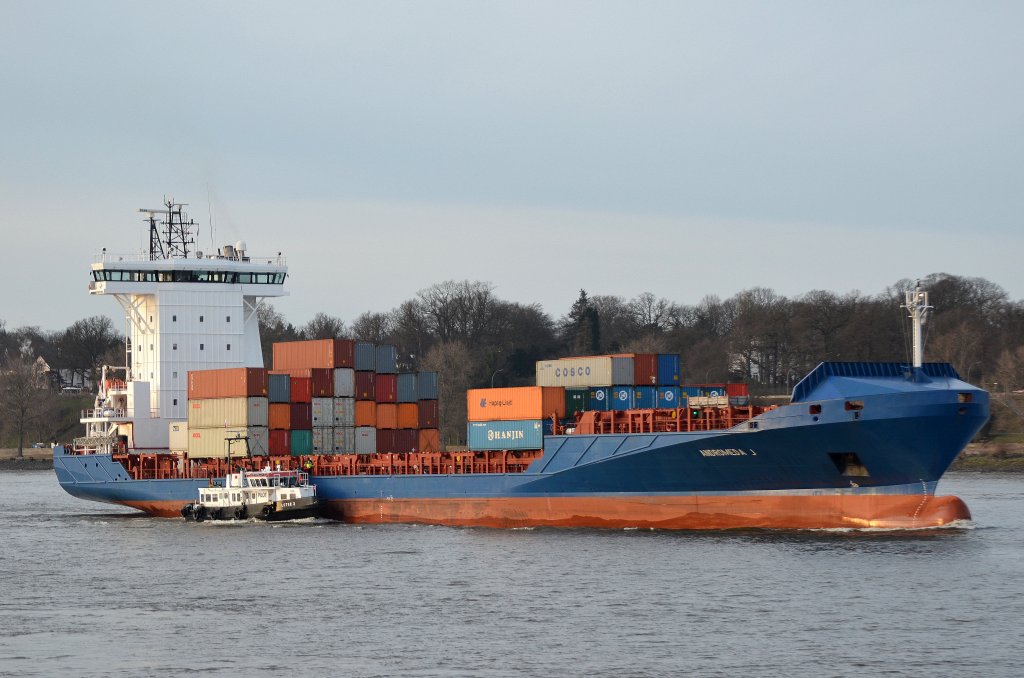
xmin=396 ymin=373 xmax=417 ymax=403
xmin=333 ymin=368 xmax=355 ymax=398
xmin=188 ymin=368 xmax=268 ymax=399
xmin=271 ymin=368 xmax=333 ymax=397
xmin=354 ymin=372 xmax=375 ymax=400
xmin=375 ymin=345 xmax=398 ymax=374
xmin=311 ymin=397 xmax=334 ymax=427
xmin=333 ymin=426 xmax=355 ymax=453
xmin=657 ymin=354 xmax=681 ymax=386
xmin=188 ymin=426 xmax=268 ymax=458
xmin=272 ymin=338 xmax=355 ymax=370
xmin=416 ymin=372 xmax=439 ymax=400
xmin=417 ymin=400 xmax=438 ymax=428
xmin=535 ymin=356 xmax=633 ymax=388
xmin=334 ymin=397 xmax=355 ymax=427
xmin=354 ymin=426 xmax=376 ymax=454
xmin=374 ymin=374 xmax=398 ymax=403
xmin=467 ymin=420 xmax=544 ymax=451
xmin=355 ymin=342 xmax=376 ymax=371
xmin=418 ymin=428 xmax=441 ymax=453
xmin=187 ymin=397 xmax=269 ymax=428
xmin=467 ymin=386 xmax=566 ymax=422
xmin=633 ymin=354 xmax=658 ymax=386
xmin=312 ymin=427 xmax=334 ymax=453
xmin=268 ymin=373 xmax=291 ymax=403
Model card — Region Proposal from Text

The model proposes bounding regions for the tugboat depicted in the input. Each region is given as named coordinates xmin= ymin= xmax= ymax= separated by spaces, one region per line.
xmin=181 ymin=466 xmax=320 ymax=522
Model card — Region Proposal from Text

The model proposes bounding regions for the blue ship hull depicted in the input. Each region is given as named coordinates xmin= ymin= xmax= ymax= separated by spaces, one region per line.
xmin=54 ymin=363 xmax=989 ymax=529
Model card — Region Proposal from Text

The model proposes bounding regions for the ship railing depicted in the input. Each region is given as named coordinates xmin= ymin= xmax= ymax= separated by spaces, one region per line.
xmin=94 ymin=252 xmax=288 ymax=265
xmin=81 ymin=407 xmax=129 ymax=419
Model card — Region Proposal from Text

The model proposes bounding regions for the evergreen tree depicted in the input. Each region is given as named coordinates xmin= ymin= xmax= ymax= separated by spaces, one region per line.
xmin=564 ymin=290 xmax=601 ymax=355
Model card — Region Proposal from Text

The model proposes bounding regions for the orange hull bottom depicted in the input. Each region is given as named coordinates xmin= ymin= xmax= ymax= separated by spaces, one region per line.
xmin=121 ymin=494 xmax=970 ymax=529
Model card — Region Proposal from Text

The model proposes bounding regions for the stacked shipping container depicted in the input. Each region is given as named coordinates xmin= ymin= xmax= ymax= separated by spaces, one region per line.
xmin=186 ymin=368 xmax=270 ymax=458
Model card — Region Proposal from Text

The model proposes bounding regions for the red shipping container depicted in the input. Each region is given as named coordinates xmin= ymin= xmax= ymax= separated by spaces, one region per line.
xmin=188 ymin=368 xmax=268 ymax=399
xmin=395 ymin=429 xmax=417 ymax=453
xmin=418 ymin=428 xmax=441 ymax=453
xmin=290 ymin=377 xmax=313 ymax=403
xmin=374 ymin=374 xmax=398 ymax=403
xmin=273 ymin=338 xmax=355 ymax=369
xmin=269 ymin=403 xmax=291 ymax=430
xmin=376 ymin=403 xmax=398 ymax=429
xmin=355 ymin=401 xmax=377 ymax=427
xmin=290 ymin=403 xmax=312 ymax=430
xmin=376 ymin=429 xmax=397 ymax=454
xmin=269 ymin=429 xmax=290 ymax=455
xmin=633 ymin=354 xmax=658 ymax=386
xmin=397 ymin=403 xmax=419 ymax=429
xmin=355 ymin=371 xmax=375 ymax=401
xmin=725 ymin=383 xmax=750 ymax=396
xmin=417 ymin=400 xmax=438 ymax=428
xmin=270 ymin=368 xmax=333 ymax=397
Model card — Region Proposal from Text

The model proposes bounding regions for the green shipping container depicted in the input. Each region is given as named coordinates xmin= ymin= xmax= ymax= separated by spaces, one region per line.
xmin=565 ymin=387 xmax=589 ymax=417
xmin=290 ymin=429 xmax=313 ymax=456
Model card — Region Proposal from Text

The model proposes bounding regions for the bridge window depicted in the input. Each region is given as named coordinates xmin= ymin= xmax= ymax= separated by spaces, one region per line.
xmin=226 ymin=344 xmax=231 ymax=351
xmin=200 ymin=343 xmax=204 ymax=351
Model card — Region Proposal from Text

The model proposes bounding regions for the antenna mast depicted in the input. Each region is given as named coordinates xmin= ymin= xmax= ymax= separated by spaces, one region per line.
xmin=902 ymin=282 xmax=933 ymax=368
xmin=138 ymin=198 xmax=197 ymax=260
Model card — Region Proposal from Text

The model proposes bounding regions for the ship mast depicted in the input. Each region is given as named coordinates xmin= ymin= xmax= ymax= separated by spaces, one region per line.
xmin=902 ymin=282 xmax=933 ymax=368
xmin=139 ymin=198 xmax=196 ymax=260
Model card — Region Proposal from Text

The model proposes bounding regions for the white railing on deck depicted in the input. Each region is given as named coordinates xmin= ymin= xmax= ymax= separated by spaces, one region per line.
xmin=94 ymin=252 xmax=287 ymax=266
xmin=81 ymin=408 xmax=129 ymax=419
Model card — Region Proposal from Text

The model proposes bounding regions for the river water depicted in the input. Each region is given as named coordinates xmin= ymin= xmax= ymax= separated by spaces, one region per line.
xmin=1 ymin=471 xmax=1021 ymax=678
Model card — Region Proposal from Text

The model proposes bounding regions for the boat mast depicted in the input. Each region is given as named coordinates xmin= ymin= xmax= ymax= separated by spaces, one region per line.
xmin=902 ymin=282 xmax=933 ymax=368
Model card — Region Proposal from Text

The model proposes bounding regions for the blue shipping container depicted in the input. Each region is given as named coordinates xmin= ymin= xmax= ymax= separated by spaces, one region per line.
xmin=375 ymin=345 xmax=397 ymax=374
xmin=396 ymin=373 xmax=417 ymax=403
xmin=610 ymin=386 xmax=636 ymax=411
xmin=355 ymin=342 xmax=376 ymax=371
xmin=635 ymin=386 xmax=657 ymax=409
xmin=416 ymin=372 xmax=439 ymax=400
xmin=268 ymin=373 xmax=291 ymax=403
xmin=467 ymin=420 xmax=544 ymax=451
xmin=681 ymin=386 xmax=702 ymax=398
xmin=542 ymin=418 xmax=577 ymax=435
xmin=657 ymin=386 xmax=682 ymax=408
xmin=588 ymin=387 xmax=611 ymax=411
xmin=657 ymin=354 xmax=681 ymax=386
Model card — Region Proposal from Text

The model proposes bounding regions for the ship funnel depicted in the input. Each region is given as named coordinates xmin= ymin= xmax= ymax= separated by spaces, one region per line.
xmin=221 ymin=244 xmax=236 ymax=258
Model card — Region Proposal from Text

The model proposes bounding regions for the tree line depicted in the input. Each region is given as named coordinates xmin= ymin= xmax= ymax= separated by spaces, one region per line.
xmin=4 ymin=272 xmax=1023 ymax=453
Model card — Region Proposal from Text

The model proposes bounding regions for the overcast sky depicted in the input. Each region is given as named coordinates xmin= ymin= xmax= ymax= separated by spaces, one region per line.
xmin=2 ymin=1 xmax=1021 ymax=332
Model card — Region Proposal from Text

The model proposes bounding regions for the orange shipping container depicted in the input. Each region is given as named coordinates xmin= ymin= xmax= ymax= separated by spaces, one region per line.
xmin=466 ymin=386 xmax=566 ymax=422
xmin=268 ymin=403 xmax=291 ymax=430
xmin=354 ymin=401 xmax=377 ymax=427
xmin=273 ymin=339 xmax=355 ymax=369
xmin=376 ymin=403 xmax=398 ymax=429
xmin=396 ymin=403 xmax=419 ymax=429
xmin=418 ymin=428 xmax=441 ymax=453
xmin=188 ymin=368 xmax=268 ymax=399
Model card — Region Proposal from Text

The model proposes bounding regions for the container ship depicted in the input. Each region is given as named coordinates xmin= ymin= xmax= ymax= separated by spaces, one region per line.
xmin=54 ymin=201 xmax=989 ymax=529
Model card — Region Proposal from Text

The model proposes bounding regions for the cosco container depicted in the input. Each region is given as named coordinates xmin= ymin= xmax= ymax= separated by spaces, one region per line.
xmin=397 ymin=403 xmax=419 ymax=429
xmin=289 ymin=429 xmax=313 ymax=456
xmin=467 ymin=420 xmax=544 ymax=451
xmin=333 ymin=426 xmax=355 ymax=453
xmin=354 ymin=426 xmax=376 ymax=454
xmin=376 ymin=403 xmax=398 ymax=429
xmin=311 ymin=397 xmax=334 ymax=427
xmin=416 ymin=372 xmax=439 ymax=400
xmin=333 ymin=368 xmax=355 ymax=398
xmin=588 ymin=387 xmax=611 ymax=411
xmin=466 ymin=386 xmax=566 ymax=422
xmin=354 ymin=342 xmax=376 ymax=371
xmin=312 ymin=427 xmax=334 ymax=453
xmin=290 ymin=403 xmax=312 ymax=430
xmin=634 ymin=386 xmax=657 ymax=409
xmin=657 ymin=354 xmax=681 ymax=386
xmin=396 ymin=373 xmax=417 ymax=403
xmin=188 ymin=426 xmax=267 ymax=458
xmin=375 ymin=345 xmax=397 ymax=374
xmin=188 ymin=368 xmax=267 ymax=399
xmin=633 ymin=354 xmax=658 ymax=386
xmin=333 ymin=397 xmax=355 ymax=427
xmin=535 ymin=356 xmax=633 ymax=388
xmin=354 ymin=371 xmax=375 ymax=400
xmin=268 ymin=373 xmax=291 ymax=403
xmin=271 ymin=368 xmax=333 ymax=397
xmin=355 ymin=401 xmax=377 ymax=427
xmin=610 ymin=386 xmax=636 ymax=411
xmin=187 ymin=397 xmax=268 ymax=428
xmin=418 ymin=428 xmax=441 ymax=453
xmin=417 ymin=400 xmax=438 ymax=428
xmin=272 ymin=338 xmax=355 ymax=370
xmin=374 ymin=373 xmax=398 ymax=403
xmin=657 ymin=386 xmax=682 ymax=409
xmin=268 ymin=403 xmax=291 ymax=430
xmin=565 ymin=387 xmax=589 ymax=417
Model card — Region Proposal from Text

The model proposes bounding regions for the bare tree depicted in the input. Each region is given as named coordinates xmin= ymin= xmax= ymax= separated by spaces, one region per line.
xmin=256 ymin=302 xmax=299 ymax=367
xmin=419 ymin=341 xmax=478 ymax=446
xmin=58 ymin=316 xmax=122 ymax=387
xmin=351 ymin=311 xmax=395 ymax=344
xmin=0 ymin=356 xmax=58 ymax=457
xmin=301 ymin=313 xmax=348 ymax=340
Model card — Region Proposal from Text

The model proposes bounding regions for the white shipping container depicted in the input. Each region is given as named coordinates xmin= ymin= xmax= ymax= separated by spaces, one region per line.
xmin=312 ymin=427 xmax=334 ymax=453
xmin=333 ymin=368 xmax=355 ymax=398
xmin=168 ymin=421 xmax=189 ymax=452
xmin=354 ymin=426 xmax=376 ymax=454
xmin=186 ymin=397 xmax=269 ymax=428
xmin=188 ymin=426 xmax=268 ymax=458
xmin=311 ymin=397 xmax=334 ymax=427
xmin=535 ymin=356 xmax=634 ymax=388
xmin=333 ymin=426 xmax=356 ymax=453
xmin=334 ymin=397 xmax=355 ymax=427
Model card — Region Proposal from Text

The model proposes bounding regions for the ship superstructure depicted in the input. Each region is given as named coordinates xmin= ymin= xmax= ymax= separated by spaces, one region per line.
xmin=79 ymin=199 xmax=286 ymax=451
